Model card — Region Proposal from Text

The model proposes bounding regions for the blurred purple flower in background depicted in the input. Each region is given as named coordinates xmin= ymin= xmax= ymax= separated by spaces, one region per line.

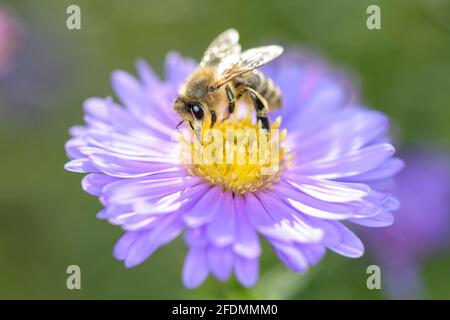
xmin=363 ymin=151 xmax=450 ymax=298
xmin=0 ymin=6 xmax=71 ymax=123
xmin=65 ymin=49 xmax=402 ymax=288
xmin=0 ymin=8 xmax=23 ymax=79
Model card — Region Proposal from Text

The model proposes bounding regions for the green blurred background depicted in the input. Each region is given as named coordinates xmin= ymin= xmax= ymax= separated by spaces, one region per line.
xmin=0 ymin=0 xmax=449 ymax=299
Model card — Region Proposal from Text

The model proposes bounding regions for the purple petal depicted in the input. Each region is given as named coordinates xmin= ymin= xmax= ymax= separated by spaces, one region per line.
xmin=292 ymin=108 xmax=388 ymax=163
xmin=258 ymin=192 xmax=326 ymax=243
xmin=299 ymin=244 xmax=326 ymax=266
xmin=342 ymin=158 xmax=405 ymax=182
xmin=116 ymin=215 xmax=159 ymax=231
xmin=135 ymin=59 xmax=182 ymax=125
xmin=133 ymin=182 xmax=209 ymax=216
xmin=233 ymin=196 xmax=261 ymax=259
xmin=113 ymin=231 xmax=141 ymax=260
xmin=183 ymin=186 xmax=223 ymax=227
xmin=65 ymin=158 xmax=99 ymax=173
xmin=206 ymin=192 xmax=235 ymax=246
xmin=65 ymin=138 xmax=87 ymax=160
xmin=182 ymin=247 xmax=209 ymax=289
xmin=135 ymin=59 xmax=160 ymax=89
xmin=295 ymin=143 xmax=395 ymax=179
xmin=69 ymin=125 xmax=86 ymax=137
xmin=272 ymin=241 xmax=309 ymax=272
xmin=234 ymin=256 xmax=259 ymax=288
xmin=83 ymin=97 xmax=111 ymax=121
xmin=327 ymin=222 xmax=364 ymax=258
xmin=185 ymin=227 xmax=208 ymax=248
xmin=83 ymin=131 xmax=177 ymax=158
xmin=164 ymin=51 xmax=197 ymax=91
xmin=122 ymin=213 xmax=184 ymax=267
xmin=207 ymin=245 xmax=234 ymax=281
xmin=83 ymin=97 xmax=159 ymax=138
xmin=111 ymin=71 xmax=176 ymax=136
xmin=81 ymin=173 xmax=117 ymax=196
xmin=246 ymin=192 xmax=323 ymax=244
xmin=349 ymin=210 xmax=394 ymax=227
xmin=272 ymin=183 xmax=379 ymax=220
xmin=383 ymin=195 xmax=400 ymax=211
xmin=90 ymin=152 xmax=180 ymax=178
xmin=102 ymin=175 xmax=198 ymax=206
xmin=97 ymin=204 xmax=133 ymax=220
xmin=294 ymin=80 xmax=348 ymax=129
xmin=286 ymin=174 xmax=370 ymax=203
xmin=364 ymin=191 xmax=400 ymax=211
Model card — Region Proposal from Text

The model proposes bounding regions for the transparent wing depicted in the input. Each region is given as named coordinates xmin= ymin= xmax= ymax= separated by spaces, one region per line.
xmin=200 ymin=29 xmax=241 ymax=67
xmin=214 ymin=45 xmax=284 ymax=88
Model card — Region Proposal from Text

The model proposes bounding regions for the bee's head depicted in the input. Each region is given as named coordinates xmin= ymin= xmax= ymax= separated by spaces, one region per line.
xmin=173 ymin=97 xmax=205 ymax=130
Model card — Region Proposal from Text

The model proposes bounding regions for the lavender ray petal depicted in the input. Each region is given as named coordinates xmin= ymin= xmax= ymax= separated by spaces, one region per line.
xmin=182 ymin=247 xmax=209 ymax=289
xmin=234 ymin=256 xmax=259 ymax=288
xmin=206 ymin=245 xmax=234 ymax=281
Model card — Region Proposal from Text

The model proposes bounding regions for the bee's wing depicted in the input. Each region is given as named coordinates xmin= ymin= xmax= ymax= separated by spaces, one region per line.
xmin=214 ymin=45 xmax=284 ymax=89
xmin=200 ymin=29 xmax=241 ymax=67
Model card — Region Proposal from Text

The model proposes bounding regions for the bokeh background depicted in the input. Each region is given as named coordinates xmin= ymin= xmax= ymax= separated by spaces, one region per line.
xmin=1 ymin=0 xmax=450 ymax=299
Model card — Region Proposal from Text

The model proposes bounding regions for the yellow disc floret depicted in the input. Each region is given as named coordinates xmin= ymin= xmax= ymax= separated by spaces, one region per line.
xmin=179 ymin=116 xmax=293 ymax=194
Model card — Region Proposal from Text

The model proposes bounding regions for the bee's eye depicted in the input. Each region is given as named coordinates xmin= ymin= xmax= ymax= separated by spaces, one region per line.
xmin=188 ymin=103 xmax=204 ymax=120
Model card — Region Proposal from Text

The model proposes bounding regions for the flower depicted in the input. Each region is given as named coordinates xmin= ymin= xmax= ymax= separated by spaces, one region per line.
xmin=0 ymin=7 xmax=71 ymax=122
xmin=65 ymin=49 xmax=402 ymax=288
xmin=0 ymin=8 xmax=22 ymax=79
xmin=362 ymin=150 xmax=450 ymax=298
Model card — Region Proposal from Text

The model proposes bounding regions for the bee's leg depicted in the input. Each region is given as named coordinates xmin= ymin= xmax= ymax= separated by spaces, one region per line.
xmin=176 ymin=120 xmax=184 ymax=130
xmin=210 ymin=110 xmax=217 ymax=128
xmin=191 ymin=121 xmax=203 ymax=144
xmin=222 ymin=85 xmax=235 ymax=122
xmin=243 ymin=87 xmax=270 ymax=130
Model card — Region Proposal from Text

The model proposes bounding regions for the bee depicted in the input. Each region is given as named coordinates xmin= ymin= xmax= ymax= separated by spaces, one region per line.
xmin=173 ymin=29 xmax=283 ymax=136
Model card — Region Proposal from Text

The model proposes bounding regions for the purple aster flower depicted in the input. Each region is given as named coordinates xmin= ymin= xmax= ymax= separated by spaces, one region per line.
xmin=65 ymin=48 xmax=402 ymax=289
xmin=0 ymin=8 xmax=23 ymax=79
xmin=0 ymin=7 xmax=71 ymax=122
xmin=362 ymin=151 xmax=450 ymax=298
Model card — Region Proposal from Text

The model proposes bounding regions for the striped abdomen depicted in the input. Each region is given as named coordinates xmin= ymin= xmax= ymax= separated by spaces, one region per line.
xmin=234 ymin=70 xmax=282 ymax=110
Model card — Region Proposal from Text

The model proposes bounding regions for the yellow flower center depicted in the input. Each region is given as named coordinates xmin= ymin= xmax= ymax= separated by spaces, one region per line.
xmin=178 ymin=116 xmax=293 ymax=194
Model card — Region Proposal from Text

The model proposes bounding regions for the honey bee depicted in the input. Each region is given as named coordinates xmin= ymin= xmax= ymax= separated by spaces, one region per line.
xmin=173 ymin=29 xmax=283 ymax=136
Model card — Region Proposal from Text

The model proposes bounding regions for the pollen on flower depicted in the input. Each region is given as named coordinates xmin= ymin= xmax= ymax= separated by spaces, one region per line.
xmin=178 ymin=116 xmax=294 ymax=194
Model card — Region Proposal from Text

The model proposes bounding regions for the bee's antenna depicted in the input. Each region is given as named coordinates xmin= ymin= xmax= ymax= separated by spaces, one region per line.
xmin=176 ymin=120 xmax=184 ymax=130
xmin=175 ymin=97 xmax=187 ymax=104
